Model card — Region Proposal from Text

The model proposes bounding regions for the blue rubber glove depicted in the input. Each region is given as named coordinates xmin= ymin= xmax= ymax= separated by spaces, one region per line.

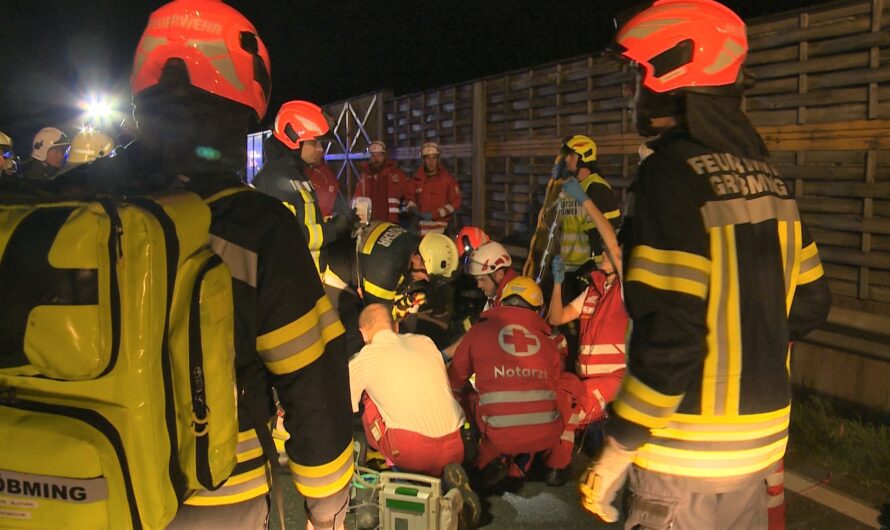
xmin=561 ymin=177 xmax=589 ymax=204
xmin=420 ymin=211 xmax=433 ymax=221
xmin=551 ymin=255 xmax=565 ymax=284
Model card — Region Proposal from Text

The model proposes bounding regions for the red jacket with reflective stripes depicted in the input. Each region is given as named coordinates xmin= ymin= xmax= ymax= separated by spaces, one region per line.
xmin=411 ymin=166 xmax=461 ymax=234
xmin=577 ymin=271 xmax=628 ymax=378
xmin=449 ymin=306 xmax=563 ymax=455
xmin=354 ymin=160 xmax=411 ymax=223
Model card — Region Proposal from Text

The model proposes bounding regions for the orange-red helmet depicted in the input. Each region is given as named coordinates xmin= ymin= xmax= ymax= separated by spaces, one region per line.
xmin=455 ymin=226 xmax=491 ymax=259
xmin=614 ymin=0 xmax=747 ymax=94
xmin=132 ymin=0 xmax=272 ymax=119
xmin=273 ymin=100 xmax=331 ymax=150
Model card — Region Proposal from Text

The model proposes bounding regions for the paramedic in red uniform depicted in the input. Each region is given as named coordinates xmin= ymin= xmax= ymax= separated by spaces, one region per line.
xmin=408 ymin=141 xmax=461 ymax=235
xmin=448 ymin=276 xmax=564 ymax=483
xmin=354 ymin=140 xmax=411 ymax=223
xmin=548 ymin=253 xmax=626 ymax=420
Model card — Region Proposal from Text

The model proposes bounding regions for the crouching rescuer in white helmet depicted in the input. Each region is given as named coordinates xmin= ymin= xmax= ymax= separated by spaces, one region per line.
xmin=579 ymin=1 xmax=831 ymax=528
xmin=92 ymin=1 xmax=355 ymax=528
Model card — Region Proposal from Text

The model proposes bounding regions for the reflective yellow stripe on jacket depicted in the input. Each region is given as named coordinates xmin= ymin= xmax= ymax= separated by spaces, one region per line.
xmin=184 ymin=430 xmax=269 ymax=506
xmin=289 ymin=443 xmax=355 ymax=498
xmin=256 ymin=295 xmax=345 ymax=375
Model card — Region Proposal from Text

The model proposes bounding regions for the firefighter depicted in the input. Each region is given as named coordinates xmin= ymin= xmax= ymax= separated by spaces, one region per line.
xmin=253 ymin=100 xmax=355 ymax=273
xmin=579 ymin=1 xmax=831 ymax=527
xmin=408 ymin=141 xmax=461 ymax=236
xmin=354 ymin=140 xmax=412 ymax=224
xmin=50 ymin=129 xmax=116 ymax=193
xmin=448 ymin=276 xmax=566 ymax=488
xmin=117 ymin=1 xmax=354 ymax=527
xmin=452 ymin=225 xmax=492 ymax=330
xmin=464 ymin=241 xmax=518 ymax=311
xmin=555 ymin=134 xmax=622 ymax=301
xmin=0 ymin=131 xmax=20 ymax=189
xmin=21 ymin=127 xmax=70 ymax=181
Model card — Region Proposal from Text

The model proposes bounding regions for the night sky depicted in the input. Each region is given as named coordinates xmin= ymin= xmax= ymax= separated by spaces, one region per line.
xmin=0 ymin=0 xmax=821 ymax=151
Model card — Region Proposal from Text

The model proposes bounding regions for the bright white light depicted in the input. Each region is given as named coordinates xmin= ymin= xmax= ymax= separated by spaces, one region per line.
xmin=79 ymin=94 xmax=116 ymax=126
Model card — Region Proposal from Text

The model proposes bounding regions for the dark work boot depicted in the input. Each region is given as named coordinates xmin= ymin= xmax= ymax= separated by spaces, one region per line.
xmin=443 ymin=463 xmax=481 ymax=530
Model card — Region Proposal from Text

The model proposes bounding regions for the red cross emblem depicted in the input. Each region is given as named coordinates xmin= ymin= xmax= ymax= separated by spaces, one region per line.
xmin=498 ymin=325 xmax=541 ymax=357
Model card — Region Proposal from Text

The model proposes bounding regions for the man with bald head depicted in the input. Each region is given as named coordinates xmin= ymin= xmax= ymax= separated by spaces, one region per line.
xmin=349 ymin=304 xmax=481 ymax=527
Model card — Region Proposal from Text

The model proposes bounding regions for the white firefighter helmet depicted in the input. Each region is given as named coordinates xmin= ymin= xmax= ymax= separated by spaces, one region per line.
xmin=418 ymin=232 xmax=459 ymax=278
xmin=31 ymin=127 xmax=70 ymax=162
xmin=68 ymin=130 xmax=115 ymax=165
xmin=464 ymin=241 xmax=512 ymax=277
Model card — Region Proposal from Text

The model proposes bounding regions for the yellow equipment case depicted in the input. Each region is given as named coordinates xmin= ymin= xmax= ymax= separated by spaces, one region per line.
xmin=0 ymin=191 xmax=238 ymax=529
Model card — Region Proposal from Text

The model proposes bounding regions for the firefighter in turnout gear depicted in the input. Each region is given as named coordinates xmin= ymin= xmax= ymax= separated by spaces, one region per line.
xmin=354 ymin=140 xmax=412 ymax=223
xmin=579 ymin=1 xmax=831 ymax=527
xmin=253 ymin=100 xmax=355 ymax=274
xmin=409 ymin=141 xmax=462 ymax=236
xmin=123 ymin=1 xmax=355 ymax=527
xmin=448 ymin=276 xmax=567 ymax=486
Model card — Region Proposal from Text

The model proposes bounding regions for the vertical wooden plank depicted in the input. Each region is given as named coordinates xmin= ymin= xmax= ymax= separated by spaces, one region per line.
xmin=505 ymin=156 xmax=512 ymax=237
xmin=859 ymin=149 xmax=876 ymax=299
xmin=472 ymin=81 xmax=487 ymax=228
xmin=867 ymin=0 xmax=882 ymax=119
xmin=556 ymin=63 xmax=562 ymax=136
xmin=798 ymin=13 xmax=809 ymax=125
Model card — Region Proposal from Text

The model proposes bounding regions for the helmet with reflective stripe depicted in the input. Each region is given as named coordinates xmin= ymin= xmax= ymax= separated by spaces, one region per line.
xmin=465 ymin=241 xmax=512 ymax=277
xmin=420 ymin=142 xmax=441 ymax=157
xmin=68 ymin=130 xmax=115 ymax=165
xmin=31 ymin=127 xmax=70 ymax=162
xmin=455 ymin=226 xmax=491 ymax=259
xmin=273 ymin=100 xmax=331 ymax=150
xmin=501 ymin=276 xmax=544 ymax=309
xmin=563 ymin=135 xmax=597 ymax=163
xmin=132 ymin=0 xmax=272 ymax=119
xmin=418 ymin=232 xmax=459 ymax=278
xmin=614 ymin=0 xmax=747 ymax=93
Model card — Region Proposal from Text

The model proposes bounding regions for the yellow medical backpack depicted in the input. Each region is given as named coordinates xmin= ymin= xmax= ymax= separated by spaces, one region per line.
xmin=0 ymin=191 xmax=239 ymax=529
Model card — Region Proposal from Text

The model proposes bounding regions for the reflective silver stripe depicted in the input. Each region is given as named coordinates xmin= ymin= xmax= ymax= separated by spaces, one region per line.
xmin=438 ymin=207 xmax=447 ymax=218
xmin=579 ymin=363 xmax=625 ymax=376
xmin=388 ymin=198 xmax=400 ymax=204
xmin=629 ymin=256 xmax=710 ymax=288
xmin=259 ymin=304 xmax=341 ymax=362
xmin=209 ymin=235 xmax=257 ymax=287
xmin=444 ymin=204 xmax=455 ymax=214
xmin=661 ymin=410 xmax=789 ymax=434
xmin=289 ymin=453 xmax=354 ymax=492
xmin=560 ymin=430 xmax=575 ymax=442
xmin=237 ymin=436 xmax=262 ymax=455
xmin=0 ymin=469 xmax=108 ymax=503
xmin=652 ymin=429 xmax=787 ymax=451
xmin=388 ymin=208 xmax=400 ymax=213
xmin=799 ymin=249 xmax=821 ymax=277
xmin=767 ymin=492 xmax=785 ymax=508
xmin=482 ymin=410 xmax=560 ymax=428
xmin=190 ymin=473 xmax=268 ymax=498
xmin=637 ymin=439 xmax=787 ymax=476
xmin=700 ymin=196 xmax=799 ymax=229
xmin=479 ymin=390 xmax=556 ymax=405
xmin=578 ymin=344 xmax=625 ymax=355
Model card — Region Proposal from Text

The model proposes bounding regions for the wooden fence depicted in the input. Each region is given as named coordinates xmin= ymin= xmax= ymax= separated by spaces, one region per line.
xmin=286 ymin=0 xmax=890 ymax=412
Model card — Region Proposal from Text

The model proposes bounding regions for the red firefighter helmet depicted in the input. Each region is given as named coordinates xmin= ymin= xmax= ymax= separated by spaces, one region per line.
xmin=273 ymin=100 xmax=331 ymax=150
xmin=131 ymin=0 xmax=272 ymax=119
xmin=614 ymin=0 xmax=747 ymax=94
xmin=455 ymin=226 xmax=491 ymax=259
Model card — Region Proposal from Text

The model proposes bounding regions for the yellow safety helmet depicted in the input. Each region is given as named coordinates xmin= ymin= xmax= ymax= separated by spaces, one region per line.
xmin=0 ymin=131 xmax=11 ymax=149
xmin=418 ymin=232 xmax=459 ymax=278
xmin=501 ymin=276 xmax=544 ymax=309
xmin=563 ymin=135 xmax=597 ymax=163
xmin=68 ymin=129 xmax=115 ymax=165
